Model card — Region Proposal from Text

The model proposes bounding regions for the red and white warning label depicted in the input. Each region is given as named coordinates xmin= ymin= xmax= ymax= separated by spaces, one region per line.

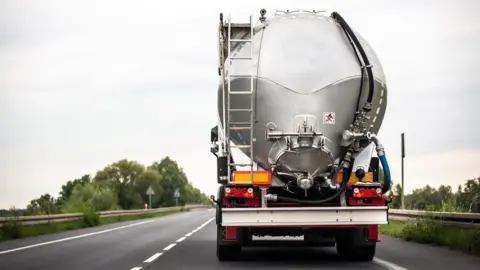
xmin=323 ymin=112 xmax=335 ymax=124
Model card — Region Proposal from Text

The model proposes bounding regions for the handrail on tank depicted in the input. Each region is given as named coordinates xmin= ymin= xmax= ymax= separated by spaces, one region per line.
xmin=274 ymin=9 xmax=326 ymax=16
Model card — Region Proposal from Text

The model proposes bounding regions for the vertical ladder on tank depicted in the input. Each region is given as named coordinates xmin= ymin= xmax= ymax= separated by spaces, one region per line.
xmin=226 ymin=14 xmax=255 ymax=184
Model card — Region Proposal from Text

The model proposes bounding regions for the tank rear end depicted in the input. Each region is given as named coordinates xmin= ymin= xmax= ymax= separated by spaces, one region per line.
xmin=217 ymin=11 xmax=388 ymax=189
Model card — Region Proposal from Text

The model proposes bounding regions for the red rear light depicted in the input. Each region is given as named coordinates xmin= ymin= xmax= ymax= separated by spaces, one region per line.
xmin=224 ymin=187 xmax=255 ymax=199
xmin=353 ymin=187 xmax=382 ymax=198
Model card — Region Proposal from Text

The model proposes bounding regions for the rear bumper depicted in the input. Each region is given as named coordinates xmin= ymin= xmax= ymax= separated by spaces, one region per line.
xmin=221 ymin=206 xmax=389 ymax=227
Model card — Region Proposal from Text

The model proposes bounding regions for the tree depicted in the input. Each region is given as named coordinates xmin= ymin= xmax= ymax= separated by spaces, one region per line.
xmin=57 ymin=175 xmax=91 ymax=206
xmin=25 ymin=193 xmax=57 ymax=215
xmin=135 ymin=169 xmax=164 ymax=208
xmin=61 ymin=183 xmax=118 ymax=213
xmin=391 ymin=183 xmax=402 ymax=209
xmin=93 ymin=159 xmax=145 ymax=209
xmin=149 ymin=157 xmax=188 ymax=207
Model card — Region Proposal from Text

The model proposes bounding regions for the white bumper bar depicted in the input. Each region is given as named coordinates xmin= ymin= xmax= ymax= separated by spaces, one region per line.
xmin=221 ymin=206 xmax=389 ymax=227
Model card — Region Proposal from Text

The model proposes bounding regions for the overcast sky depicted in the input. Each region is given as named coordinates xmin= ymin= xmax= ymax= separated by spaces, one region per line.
xmin=1 ymin=0 xmax=479 ymax=208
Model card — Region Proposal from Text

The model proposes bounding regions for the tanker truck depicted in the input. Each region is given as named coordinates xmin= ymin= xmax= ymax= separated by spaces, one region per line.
xmin=209 ymin=9 xmax=393 ymax=261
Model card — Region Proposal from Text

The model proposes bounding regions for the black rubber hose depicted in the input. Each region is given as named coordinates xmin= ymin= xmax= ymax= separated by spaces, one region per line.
xmin=275 ymin=157 xmax=353 ymax=204
xmin=331 ymin=12 xmax=374 ymax=107
xmin=341 ymin=26 xmax=364 ymax=119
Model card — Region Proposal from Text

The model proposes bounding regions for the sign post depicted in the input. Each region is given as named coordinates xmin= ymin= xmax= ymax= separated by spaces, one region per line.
xmin=174 ymin=188 xmax=180 ymax=206
xmin=401 ymin=132 xmax=406 ymax=209
xmin=146 ymin=186 xmax=155 ymax=209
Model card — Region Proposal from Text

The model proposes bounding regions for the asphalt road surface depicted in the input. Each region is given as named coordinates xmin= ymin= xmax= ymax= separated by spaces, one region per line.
xmin=0 ymin=208 xmax=479 ymax=270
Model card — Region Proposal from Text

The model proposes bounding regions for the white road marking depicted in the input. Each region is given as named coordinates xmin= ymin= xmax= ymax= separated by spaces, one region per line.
xmin=374 ymin=257 xmax=408 ymax=270
xmin=127 ymin=216 xmax=407 ymax=270
xmin=176 ymin=236 xmax=186 ymax=243
xmin=0 ymin=211 xmax=196 ymax=256
xmin=144 ymin=252 xmax=163 ymax=263
xmin=163 ymin=243 xmax=176 ymax=251
xmin=133 ymin=217 xmax=215 ymax=269
xmin=0 ymin=219 xmax=157 ymax=255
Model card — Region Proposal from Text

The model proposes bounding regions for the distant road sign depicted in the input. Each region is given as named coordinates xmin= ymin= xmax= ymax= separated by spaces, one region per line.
xmin=146 ymin=186 xmax=155 ymax=196
xmin=174 ymin=188 xmax=180 ymax=198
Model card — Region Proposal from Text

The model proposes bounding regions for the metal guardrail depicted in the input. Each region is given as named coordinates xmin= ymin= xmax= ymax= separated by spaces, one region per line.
xmin=0 ymin=204 xmax=210 ymax=226
xmin=1 ymin=206 xmax=478 ymax=228
xmin=388 ymin=209 xmax=480 ymax=229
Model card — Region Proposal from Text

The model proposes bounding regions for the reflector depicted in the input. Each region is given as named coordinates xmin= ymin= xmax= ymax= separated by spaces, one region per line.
xmin=231 ymin=171 xmax=271 ymax=185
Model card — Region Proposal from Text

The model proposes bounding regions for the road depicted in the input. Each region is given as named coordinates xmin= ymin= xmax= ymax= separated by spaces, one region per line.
xmin=0 ymin=208 xmax=479 ymax=270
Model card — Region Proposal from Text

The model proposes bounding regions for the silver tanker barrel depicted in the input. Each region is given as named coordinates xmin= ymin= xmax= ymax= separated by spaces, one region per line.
xmin=214 ymin=9 xmax=392 ymax=202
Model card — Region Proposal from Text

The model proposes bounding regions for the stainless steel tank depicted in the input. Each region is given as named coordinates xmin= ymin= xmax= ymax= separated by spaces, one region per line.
xmin=217 ymin=11 xmax=388 ymax=187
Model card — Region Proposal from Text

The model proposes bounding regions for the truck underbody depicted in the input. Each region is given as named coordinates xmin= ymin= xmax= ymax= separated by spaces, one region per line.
xmin=211 ymin=156 xmax=392 ymax=262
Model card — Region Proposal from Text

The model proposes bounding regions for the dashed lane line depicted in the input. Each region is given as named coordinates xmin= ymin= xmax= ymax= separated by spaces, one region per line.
xmin=130 ymin=217 xmax=215 ymax=270
xmin=143 ymin=253 xmax=163 ymax=263
xmin=130 ymin=217 xmax=408 ymax=270
xmin=373 ymin=257 xmax=408 ymax=270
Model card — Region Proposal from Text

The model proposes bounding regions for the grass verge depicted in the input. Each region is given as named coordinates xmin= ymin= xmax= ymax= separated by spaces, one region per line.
xmin=0 ymin=208 xmax=189 ymax=242
xmin=380 ymin=219 xmax=480 ymax=256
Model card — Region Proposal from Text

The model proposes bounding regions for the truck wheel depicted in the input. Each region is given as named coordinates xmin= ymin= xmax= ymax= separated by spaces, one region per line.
xmin=216 ymin=243 xmax=241 ymax=261
xmin=336 ymin=241 xmax=376 ymax=261
xmin=216 ymin=225 xmax=241 ymax=261
xmin=336 ymin=228 xmax=376 ymax=261
xmin=241 ymin=228 xmax=253 ymax=246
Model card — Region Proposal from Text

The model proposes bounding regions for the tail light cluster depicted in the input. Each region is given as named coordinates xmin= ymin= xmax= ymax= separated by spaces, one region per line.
xmin=352 ymin=187 xmax=382 ymax=198
xmin=224 ymin=186 xmax=255 ymax=199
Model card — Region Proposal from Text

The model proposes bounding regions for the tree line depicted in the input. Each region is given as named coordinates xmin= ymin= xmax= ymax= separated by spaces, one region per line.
xmin=3 ymin=160 xmax=478 ymax=215
xmin=19 ymin=157 xmax=211 ymax=216
xmin=389 ymin=177 xmax=480 ymax=213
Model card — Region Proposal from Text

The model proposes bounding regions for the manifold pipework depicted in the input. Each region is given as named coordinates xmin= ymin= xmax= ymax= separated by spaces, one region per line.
xmin=265 ymin=118 xmax=327 ymax=191
xmin=341 ymin=130 xmax=392 ymax=194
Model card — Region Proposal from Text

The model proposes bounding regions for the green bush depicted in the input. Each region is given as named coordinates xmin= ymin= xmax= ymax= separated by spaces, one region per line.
xmin=81 ymin=208 xmax=100 ymax=227
xmin=380 ymin=219 xmax=480 ymax=256
xmin=0 ymin=219 xmax=21 ymax=240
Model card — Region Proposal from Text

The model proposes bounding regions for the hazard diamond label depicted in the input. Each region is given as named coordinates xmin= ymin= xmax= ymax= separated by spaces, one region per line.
xmin=323 ymin=112 xmax=335 ymax=124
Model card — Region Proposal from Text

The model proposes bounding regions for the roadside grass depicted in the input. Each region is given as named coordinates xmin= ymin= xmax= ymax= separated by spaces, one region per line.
xmin=380 ymin=219 xmax=480 ymax=256
xmin=0 ymin=208 xmax=189 ymax=242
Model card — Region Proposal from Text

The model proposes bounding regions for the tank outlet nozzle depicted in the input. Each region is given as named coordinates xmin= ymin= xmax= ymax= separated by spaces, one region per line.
xmin=265 ymin=193 xmax=278 ymax=202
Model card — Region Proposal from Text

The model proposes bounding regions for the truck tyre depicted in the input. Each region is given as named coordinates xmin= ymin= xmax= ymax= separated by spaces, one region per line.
xmin=241 ymin=228 xmax=253 ymax=246
xmin=216 ymin=225 xmax=241 ymax=261
xmin=336 ymin=228 xmax=376 ymax=261
xmin=216 ymin=243 xmax=241 ymax=261
xmin=336 ymin=241 xmax=376 ymax=261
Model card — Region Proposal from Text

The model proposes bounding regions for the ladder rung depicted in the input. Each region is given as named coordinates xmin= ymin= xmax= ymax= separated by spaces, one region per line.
xmin=230 ymin=145 xmax=251 ymax=149
xmin=231 ymin=57 xmax=252 ymax=60
xmin=229 ymin=91 xmax=252 ymax=95
xmin=230 ymin=121 xmax=251 ymax=125
xmin=230 ymin=39 xmax=252 ymax=42
xmin=228 ymin=163 xmax=253 ymax=167
xmin=230 ymin=126 xmax=252 ymax=130
xmin=229 ymin=74 xmax=251 ymax=77
xmin=229 ymin=108 xmax=252 ymax=112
